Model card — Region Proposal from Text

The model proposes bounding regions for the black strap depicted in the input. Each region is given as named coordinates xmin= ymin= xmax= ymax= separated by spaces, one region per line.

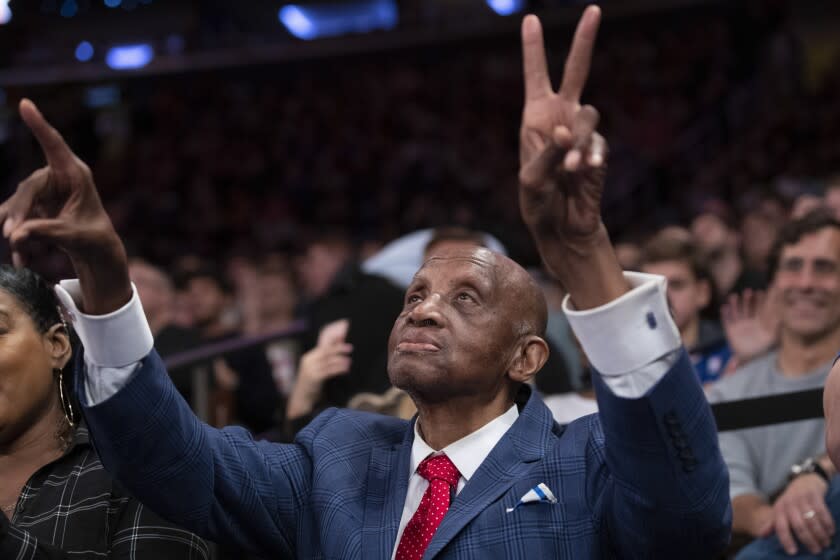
xmin=711 ymin=388 xmax=824 ymax=432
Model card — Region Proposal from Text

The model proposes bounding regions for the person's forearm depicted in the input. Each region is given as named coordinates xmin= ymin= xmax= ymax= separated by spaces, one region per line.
xmin=537 ymin=226 xmax=629 ymax=310
xmin=286 ymin=379 xmax=322 ymax=420
xmin=69 ymin=235 xmax=131 ymax=315
xmin=732 ymin=494 xmax=772 ymax=536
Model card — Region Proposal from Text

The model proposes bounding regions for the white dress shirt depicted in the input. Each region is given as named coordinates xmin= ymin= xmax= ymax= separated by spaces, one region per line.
xmin=391 ymin=405 xmax=519 ymax=559
xmin=55 ymin=270 xmax=682 ymax=556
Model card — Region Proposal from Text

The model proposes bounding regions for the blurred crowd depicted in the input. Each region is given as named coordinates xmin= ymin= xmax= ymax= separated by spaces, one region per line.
xmin=2 ymin=1 xmax=836 ymax=272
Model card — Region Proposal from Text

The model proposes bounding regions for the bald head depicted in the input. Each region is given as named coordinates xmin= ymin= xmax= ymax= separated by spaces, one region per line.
xmin=419 ymin=247 xmax=548 ymax=340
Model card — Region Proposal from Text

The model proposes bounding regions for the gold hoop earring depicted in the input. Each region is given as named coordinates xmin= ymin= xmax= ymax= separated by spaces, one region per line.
xmin=55 ymin=368 xmax=77 ymax=428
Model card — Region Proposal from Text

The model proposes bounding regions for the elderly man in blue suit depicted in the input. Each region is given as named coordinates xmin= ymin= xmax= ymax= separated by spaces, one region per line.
xmin=0 ymin=6 xmax=731 ymax=559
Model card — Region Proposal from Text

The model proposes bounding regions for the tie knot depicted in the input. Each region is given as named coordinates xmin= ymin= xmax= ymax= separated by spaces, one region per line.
xmin=417 ymin=454 xmax=460 ymax=487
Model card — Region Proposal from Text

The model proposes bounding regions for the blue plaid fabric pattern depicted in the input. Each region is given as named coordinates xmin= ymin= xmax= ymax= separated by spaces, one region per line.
xmin=80 ymin=349 xmax=731 ymax=559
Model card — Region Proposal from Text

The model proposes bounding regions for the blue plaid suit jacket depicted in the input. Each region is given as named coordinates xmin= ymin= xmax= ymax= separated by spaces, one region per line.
xmin=79 ymin=349 xmax=731 ymax=559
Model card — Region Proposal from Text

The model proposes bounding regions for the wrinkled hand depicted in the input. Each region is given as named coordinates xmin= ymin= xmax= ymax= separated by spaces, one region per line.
xmin=760 ymin=474 xmax=834 ymax=555
xmin=286 ymin=337 xmax=353 ymax=420
xmin=0 ymin=99 xmax=129 ymax=313
xmin=721 ymin=288 xmax=779 ymax=366
xmin=518 ymin=7 xmax=606 ymax=252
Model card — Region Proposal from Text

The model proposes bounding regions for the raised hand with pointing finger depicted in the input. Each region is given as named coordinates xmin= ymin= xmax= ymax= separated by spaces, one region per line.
xmin=0 ymin=99 xmax=130 ymax=314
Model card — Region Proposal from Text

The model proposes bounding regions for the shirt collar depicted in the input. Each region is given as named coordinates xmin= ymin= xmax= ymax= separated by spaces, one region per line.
xmin=411 ymin=404 xmax=519 ymax=482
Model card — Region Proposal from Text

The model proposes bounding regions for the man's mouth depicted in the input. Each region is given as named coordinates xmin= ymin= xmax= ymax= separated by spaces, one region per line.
xmin=396 ymin=341 xmax=440 ymax=353
xmin=395 ymin=333 xmax=442 ymax=353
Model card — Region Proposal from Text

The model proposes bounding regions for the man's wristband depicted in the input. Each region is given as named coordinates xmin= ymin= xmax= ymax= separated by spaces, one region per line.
xmin=790 ymin=456 xmax=830 ymax=484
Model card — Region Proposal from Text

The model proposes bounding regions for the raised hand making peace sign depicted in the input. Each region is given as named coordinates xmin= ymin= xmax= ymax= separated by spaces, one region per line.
xmin=518 ymin=7 xmax=628 ymax=309
xmin=0 ymin=99 xmax=131 ymax=314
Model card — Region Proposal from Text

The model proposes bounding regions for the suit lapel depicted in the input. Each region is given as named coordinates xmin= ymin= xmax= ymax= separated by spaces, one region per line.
xmin=362 ymin=420 xmax=415 ymax=559
xmin=422 ymin=387 xmax=554 ymax=559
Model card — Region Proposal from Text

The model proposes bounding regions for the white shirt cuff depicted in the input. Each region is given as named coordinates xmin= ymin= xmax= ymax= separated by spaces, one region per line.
xmin=54 ymin=280 xmax=153 ymax=367
xmin=563 ymin=271 xmax=681 ymax=376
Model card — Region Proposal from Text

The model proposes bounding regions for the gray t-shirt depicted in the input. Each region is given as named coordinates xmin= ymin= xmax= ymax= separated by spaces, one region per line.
xmin=706 ymin=351 xmax=830 ymax=499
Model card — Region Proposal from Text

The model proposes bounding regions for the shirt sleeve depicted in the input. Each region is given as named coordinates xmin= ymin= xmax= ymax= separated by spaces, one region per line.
xmin=563 ymin=271 xmax=683 ymax=398
xmin=54 ymin=280 xmax=153 ymax=405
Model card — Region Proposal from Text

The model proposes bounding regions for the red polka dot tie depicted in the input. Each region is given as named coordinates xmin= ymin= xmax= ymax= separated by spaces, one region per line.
xmin=395 ymin=454 xmax=461 ymax=560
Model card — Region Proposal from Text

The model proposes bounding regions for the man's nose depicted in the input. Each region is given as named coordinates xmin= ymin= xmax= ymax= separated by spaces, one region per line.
xmin=407 ymin=294 xmax=444 ymax=327
xmin=793 ymin=265 xmax=817 ymax=291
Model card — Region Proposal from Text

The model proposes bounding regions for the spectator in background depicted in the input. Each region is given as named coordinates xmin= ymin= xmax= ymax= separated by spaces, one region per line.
xmin=641 ymin=232 xmax=731 ymax=383
xmin=129 ymin=259 xmax=202 ymax=402
xmin=0 ymin=266 xmax=209 ymax=558
xmin=543 ymin=343 xmax=598 ymax=426
xmin=287 ymin=232 xmax=404 ymax=433
xmin=532 ymin=268 xmax=584 ymax=391
xmin=185 ymin=264 xmax=279 ymax=433
xmin=707 ymin=210 xmax=840 ymax=558
xmin=720 ymin=288 xmax=780 ymax=373
xmin=792 ymin=194 xmax=825 ymax=220
xmin=614 ymin=240 xmax=642 ymax=270
xmin=741 ymin=206 xmax=785 ymax=278
xmin=226 ymin=253 xmax=262 ymax=336
xmin=253 ymin=254 xmax=300 ymax=397
xmin=692 ymin=209 xmax=766 ymax=297
xmin=823 ymin=176 xmax=840 ymax=220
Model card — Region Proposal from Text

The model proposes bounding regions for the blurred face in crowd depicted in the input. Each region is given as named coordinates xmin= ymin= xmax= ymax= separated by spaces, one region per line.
xmin=296 ymin=242 xmax=348 ymax=300
xmin=187 ymin=276 xmax=228 ymax=327
xmin=691 ymin=213 xmax=736 ymax=256
xmin=825 ymin=186 xmax=840 ymax=220
xmin=129 ymin=261 xmax=174 ymax=322
xmin=614 ymin=242 xmax=642 ymax=271
xmin=774 ymin=227 xmax=840 ymax=342
xmin=259 ymin=270 xmax=297 ymax=320
xmin=388 ymin=247 xmax=547 ymax=405
xmin=642 ymin=260 xmax=710 ymax=334
xmin=741 ymin=212 xmax=779 ymax=271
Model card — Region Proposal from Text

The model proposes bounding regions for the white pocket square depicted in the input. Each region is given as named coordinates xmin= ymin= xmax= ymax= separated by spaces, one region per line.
xmin=506 ymin=483 xmax=558 ymax=513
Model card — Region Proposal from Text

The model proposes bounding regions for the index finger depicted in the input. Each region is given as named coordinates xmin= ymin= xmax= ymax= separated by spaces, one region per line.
xmin=19 ymin=99 xmax=76 ymax=169
xmin=775 ymin=514 xmax=798 ymax=555
xmin=558 ymin=5 xmax=601 ymax=103
xmin=521 ymin=15 xmax=552 ymax=102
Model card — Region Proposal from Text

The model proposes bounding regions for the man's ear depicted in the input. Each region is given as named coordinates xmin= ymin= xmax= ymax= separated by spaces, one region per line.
xmin=44 ymin=324 xmax=72 ymax=370
xmin=508 ymin=336 xmax=550 ymax=385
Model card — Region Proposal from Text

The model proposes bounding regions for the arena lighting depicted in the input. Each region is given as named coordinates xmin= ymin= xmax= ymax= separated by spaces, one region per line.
xmin=278 ymin=0 xmax=398 ymax=41
xmin=75 ymin=41 xmax=94 ymax=62
xmin=486 ymin=0 xmax=525 ymax=16
xmin=104 ymin=0 xmax=122 ymax=7
xmin=84 ymin=85 xmax=120 ymax=108
xmin=0 ymin=0 xmax=10 ymax=25
xmin=105 ymin=44 xmax=154 ymax=70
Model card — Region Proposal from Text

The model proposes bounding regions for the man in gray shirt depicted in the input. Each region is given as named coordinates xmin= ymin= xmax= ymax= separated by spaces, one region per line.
xmin=707 ymin=209 xmax=840 ymax=558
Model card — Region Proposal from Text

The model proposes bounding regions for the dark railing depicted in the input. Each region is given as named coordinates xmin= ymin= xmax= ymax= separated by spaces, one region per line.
xmin=711 ymin=388 xmax=824 ymax=432
xmin=161 ymin=321 xmax=308 ymax=422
